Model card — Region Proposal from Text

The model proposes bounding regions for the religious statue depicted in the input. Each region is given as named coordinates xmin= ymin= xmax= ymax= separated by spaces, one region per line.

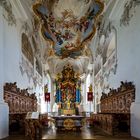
xmin=89 ymin=84 xmax=92 ymax=92
xmin=56 ymin=73 xmax=61 ymax=81
xmin=66 ymin=98 xmax=71 ymax=110
xmin=44 ymin=84 xmax=48 ymax=93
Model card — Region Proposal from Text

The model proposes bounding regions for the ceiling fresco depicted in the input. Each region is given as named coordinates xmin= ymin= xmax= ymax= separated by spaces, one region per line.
xmin=32 ymin=0 xmax=104 ymax=59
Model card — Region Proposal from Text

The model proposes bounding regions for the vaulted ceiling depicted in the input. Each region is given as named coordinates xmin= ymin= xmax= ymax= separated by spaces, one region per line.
xmin=31 ymin=0 xmax=107 ymax=77
xmin=32 ymin=0 xmax=104 ymax=58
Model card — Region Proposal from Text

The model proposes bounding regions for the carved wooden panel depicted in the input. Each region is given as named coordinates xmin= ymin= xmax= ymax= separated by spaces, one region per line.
xmin=91 ymin=113 xmax=130 ymax=135
xmin=91 ymin=81 xmax=135 ymax=135
xmin=4 ymin=82 xmax=37 ymax=114
xmin=100 ymin=81 xmax=135 ymax=114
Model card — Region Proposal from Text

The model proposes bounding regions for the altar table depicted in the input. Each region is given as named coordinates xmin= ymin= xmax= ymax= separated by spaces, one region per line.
xmin=53 ymin=115 xmax=85 ymax=131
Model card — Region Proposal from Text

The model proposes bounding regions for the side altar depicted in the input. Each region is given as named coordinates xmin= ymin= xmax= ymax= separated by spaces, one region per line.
xmin=54 ymin=64 xmax=84 ymax=130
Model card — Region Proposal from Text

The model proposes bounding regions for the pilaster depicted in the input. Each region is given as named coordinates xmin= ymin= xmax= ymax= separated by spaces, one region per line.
xmin=0 ymin=6 xmax=9 ymax=139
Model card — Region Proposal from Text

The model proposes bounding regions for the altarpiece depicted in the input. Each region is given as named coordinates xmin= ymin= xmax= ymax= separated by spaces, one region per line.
xmin=55 ymin=64 xmax=81 ymax=115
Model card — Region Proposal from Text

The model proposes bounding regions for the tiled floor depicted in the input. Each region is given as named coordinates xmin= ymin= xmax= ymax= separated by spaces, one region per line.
xmin=2 ymin=125 xmax=139 ymax=140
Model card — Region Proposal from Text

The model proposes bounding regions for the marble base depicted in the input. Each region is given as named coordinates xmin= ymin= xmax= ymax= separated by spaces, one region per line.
xmin=131 ymin=102 xmax=140 ymax=139
xmin=0 ymin=102 xmax=9 ymax=139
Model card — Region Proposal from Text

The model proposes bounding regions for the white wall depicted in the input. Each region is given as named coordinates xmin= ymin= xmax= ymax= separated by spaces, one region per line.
xmin=91 ymin=1 xmax=140 ymax=138
xmin=3 ymin=19 xmax=36 ymax=91
xmin=0 ymin=1 xmax=44 ymax=138
xmin=0 ymin=0 xmax=44 ymax=95
xmin=107 ymin=4 xmax=140 ymax=139
xmin=0 ymin=6 xmax=9 ymax=139
xmin=0 ymin=7 xmax=4 ymax=102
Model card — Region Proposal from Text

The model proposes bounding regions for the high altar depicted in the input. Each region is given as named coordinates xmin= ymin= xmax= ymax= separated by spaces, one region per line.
xmin=54 ymin=64 xmax=84 ymax=130
xmin=55 ymin=64 xmax=81 ymax=115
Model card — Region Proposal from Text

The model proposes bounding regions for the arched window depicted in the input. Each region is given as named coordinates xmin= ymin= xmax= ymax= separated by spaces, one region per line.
xmin=86 ymin=74 xmax=91 ymax=104
xmin=22 ymin=33 xmax=34 ymax=65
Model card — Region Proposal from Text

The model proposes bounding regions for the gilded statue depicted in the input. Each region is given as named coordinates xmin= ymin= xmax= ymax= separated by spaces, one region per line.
xmin=44 ymin=84 xmax=48 ymax=93
xmin=89 ymin=84 xmax=92 ymax=92
xmin=66 ymin=99 xmax=71 ymax=110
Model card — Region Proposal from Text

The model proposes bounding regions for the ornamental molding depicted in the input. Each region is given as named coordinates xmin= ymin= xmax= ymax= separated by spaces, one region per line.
xmin=21 ymin=22 xmax=30 ymax=33
xmin=19 ymin=56 xmax=43 ymax=88
xmin=96 ymin=17 xmax=116 ymax=57
xmin=94 ymin=50 xmax=117 ymax=92
xmin=19 ymin=56 xmax=34 ymax=82
xmin=120 ymin=0 xmax=140 ymax=27
xmin=0 ymin=0 xmax=16 ymax=26
xmin=97 ymin=18 xmax=115 ymax=43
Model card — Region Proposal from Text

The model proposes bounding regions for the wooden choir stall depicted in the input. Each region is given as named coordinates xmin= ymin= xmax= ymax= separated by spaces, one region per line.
xmin=53 ymin=64 xmax=85 ymax=131
xmin=3 ymin=82 xmax=49 ymax=140
xmin=90 ymin=81 xmax=135 ymax=135
xmin=4 ymin=82 xmax=38 ymax=134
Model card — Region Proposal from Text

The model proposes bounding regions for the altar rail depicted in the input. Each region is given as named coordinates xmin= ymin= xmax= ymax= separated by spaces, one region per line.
xmin=91 ymin=81 xmax=135 ymax=135
xmin=4 ymin=82 xmax=37 ymax=133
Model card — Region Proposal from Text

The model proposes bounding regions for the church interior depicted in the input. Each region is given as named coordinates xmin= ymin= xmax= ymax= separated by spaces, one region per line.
xmin=0 ymin=0 xmax=140 ymax=139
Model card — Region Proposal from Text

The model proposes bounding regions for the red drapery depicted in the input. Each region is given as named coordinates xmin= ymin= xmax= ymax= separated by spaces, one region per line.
xmin=87 ymin=92 xmax=93 ymax=101
xmin=45 ymin=92 xmax=50 ymax=102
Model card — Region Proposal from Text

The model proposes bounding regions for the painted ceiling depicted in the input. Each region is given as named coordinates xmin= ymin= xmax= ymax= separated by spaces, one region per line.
xmin=32 ymin=0 xmax=104 ymax=59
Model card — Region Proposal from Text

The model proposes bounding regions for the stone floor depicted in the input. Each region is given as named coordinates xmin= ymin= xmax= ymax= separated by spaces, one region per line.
xmin=2 ymin=125 xmax=140 ymax=140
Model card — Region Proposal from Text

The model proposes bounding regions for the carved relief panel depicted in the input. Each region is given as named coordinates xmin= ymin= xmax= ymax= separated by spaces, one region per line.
xmin=4 ymin=82 xmax=37 ymax=114
xmin=100 ymin=81 xmax=135 ymax=114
